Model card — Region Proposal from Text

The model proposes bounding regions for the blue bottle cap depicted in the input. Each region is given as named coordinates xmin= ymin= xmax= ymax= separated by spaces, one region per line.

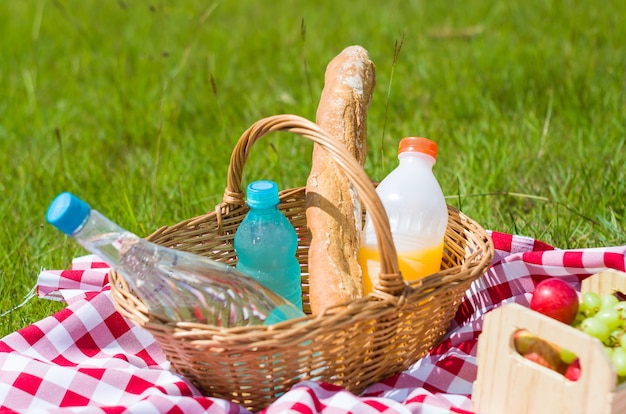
xmin=246 ymin=180 xmax=280 ymax=209
xmin=46 ymin=192 xmax=91 ymax=235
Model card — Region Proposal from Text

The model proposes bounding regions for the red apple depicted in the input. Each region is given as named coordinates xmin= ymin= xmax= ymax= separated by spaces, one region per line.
xmin=530 ymin=278 xmax=579 ymax=325
xmin=564 ymin=358 xmax=581 ymax=381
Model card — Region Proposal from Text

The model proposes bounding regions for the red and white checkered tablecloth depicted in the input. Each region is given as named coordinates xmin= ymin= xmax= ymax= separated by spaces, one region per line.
xmin=1 ymin=231 xmax=625 ymax=413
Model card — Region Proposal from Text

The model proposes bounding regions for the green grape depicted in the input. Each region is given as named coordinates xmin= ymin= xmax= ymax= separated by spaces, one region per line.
xmin=613 ymin=301 xmax=626 ymax=312
xmin=601 ymin=294 xmax=619 ymax=310
xmin=613 ymin=301 xmax=626 ymax=320
xmin=582 ymin=292 xmax=602 ymax=315
xmin=596 ymin=308 xmax=622 ymax=331
xmin=608 ymin=330 xmax=623 ymax=348
xmin=606 ymin=346 xmax=615 ymax=359
xmin=620 ymin=333 xmax=626 ymax=350
xmin=580 ymin=317 xmax=611 ymax=342
xmin=612 ymin=348 xmax=626 ymax=376
xmin=574 ymin=302 xmax=595 ymax=325
xmin=560 ymin=348 xmax=578 ymax=364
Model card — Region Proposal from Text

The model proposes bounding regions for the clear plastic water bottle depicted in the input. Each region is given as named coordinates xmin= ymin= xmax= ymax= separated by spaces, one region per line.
xmin=358 ymin=137 xmax=448 ymax=295
xmin=234 ymin=180 xmax=303 ymax=311
xmin=46 ymin=192 xmax=306 ymax=326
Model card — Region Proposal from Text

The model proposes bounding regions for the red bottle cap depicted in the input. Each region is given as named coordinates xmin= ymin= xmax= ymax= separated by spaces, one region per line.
xmin=398 ymin=137 xmax=438 ymax=160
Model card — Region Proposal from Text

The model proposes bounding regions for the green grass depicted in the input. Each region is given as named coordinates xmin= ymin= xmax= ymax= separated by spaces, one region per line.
xmin=1 ymin=0 xmax=624 ymax=338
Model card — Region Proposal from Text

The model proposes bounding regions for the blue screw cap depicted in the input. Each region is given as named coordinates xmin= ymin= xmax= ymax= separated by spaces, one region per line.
xmin=246 ymin=180 xmax=279 ymax=209
xmin=46 ymin=192 xmax=91 ymax=235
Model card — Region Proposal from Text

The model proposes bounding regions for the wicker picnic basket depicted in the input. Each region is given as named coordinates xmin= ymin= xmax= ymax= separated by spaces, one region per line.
xmin=109 ymin=114 xmax=494 ymax=411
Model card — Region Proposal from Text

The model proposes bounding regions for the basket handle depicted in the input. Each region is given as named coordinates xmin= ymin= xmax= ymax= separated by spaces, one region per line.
xmin=223 ymin=114 xmax=404 ymax=297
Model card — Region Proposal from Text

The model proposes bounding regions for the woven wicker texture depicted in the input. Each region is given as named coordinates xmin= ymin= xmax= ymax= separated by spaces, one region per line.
xmin=110 ymin=114 xmax=494 ymax=412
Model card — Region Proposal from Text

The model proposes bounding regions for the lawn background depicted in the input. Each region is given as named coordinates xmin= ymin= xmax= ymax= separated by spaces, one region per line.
xmin=1 ymin=0 xmax=624 ymax=337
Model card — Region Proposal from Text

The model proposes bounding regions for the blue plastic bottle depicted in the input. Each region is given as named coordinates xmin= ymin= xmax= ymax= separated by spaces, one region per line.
xmin=234 ymin=180 xmax=303 ymax=311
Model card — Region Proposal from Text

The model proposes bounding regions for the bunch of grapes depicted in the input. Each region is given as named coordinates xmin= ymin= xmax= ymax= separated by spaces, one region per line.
xmin=573 ymin=291 xmax=626 ymax=380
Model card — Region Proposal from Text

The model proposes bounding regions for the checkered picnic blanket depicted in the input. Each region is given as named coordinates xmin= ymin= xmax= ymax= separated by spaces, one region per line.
xmin=1 ymin=231 xmax=625 ymax=413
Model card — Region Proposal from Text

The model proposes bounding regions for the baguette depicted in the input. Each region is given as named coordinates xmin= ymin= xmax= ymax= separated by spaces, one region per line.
xmin=306 ymin=46 xmax=376 ymax=315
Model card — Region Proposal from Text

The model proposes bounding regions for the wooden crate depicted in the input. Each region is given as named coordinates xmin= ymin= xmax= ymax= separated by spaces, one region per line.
xmin=473 ymin=269 xmax=626 ymax=414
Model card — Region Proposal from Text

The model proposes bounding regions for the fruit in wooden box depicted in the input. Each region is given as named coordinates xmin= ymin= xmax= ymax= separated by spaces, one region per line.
xmin=512 ymin=329 xmax=569 ymax=374
xmin=527 ymin=274 xmax=626 ymax=381
xmin=473 ymin=269 xmax=626 ymax=414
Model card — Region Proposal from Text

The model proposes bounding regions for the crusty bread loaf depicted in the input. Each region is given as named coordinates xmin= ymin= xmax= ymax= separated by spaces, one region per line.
xmin=306 ymin=46 xmax=376 ymax=315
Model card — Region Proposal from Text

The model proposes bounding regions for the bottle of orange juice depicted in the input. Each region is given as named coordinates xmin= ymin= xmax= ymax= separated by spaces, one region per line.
xmin=358 ymin=137 xmax=448 ymax=295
